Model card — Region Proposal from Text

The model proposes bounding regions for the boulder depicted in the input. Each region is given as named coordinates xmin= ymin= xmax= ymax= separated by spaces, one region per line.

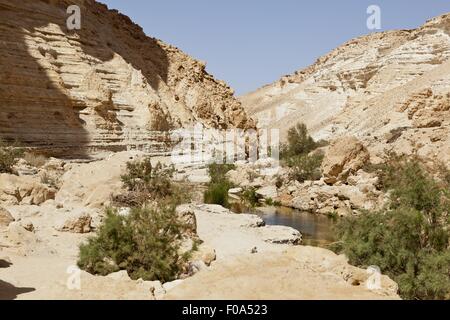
xmin=256 ymin=185 xmax=278 ymax=199
xmin=257 ymin=225 xmax=302 ymax=245
xmin=54 ymin=210 xmax=92 ymax=233
xmin=56 ymin=152 xmax=145 ymax=208
xmin=322 ymin=137 xmax=370 ymax=184
xmin=287 ymin=177 xmax=382 ymax=216
xmin=5 ymin=222 xmax=38 ymax=248
xmin=0 ymin=207 xmax=14 ymax=227
xmin=0 ymin=174 xmax=55 ymax=205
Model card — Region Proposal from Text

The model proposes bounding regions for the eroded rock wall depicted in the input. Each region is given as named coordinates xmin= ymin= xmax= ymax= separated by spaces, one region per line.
xmin=241 ymin=13 xmax=450 ymax=166
xmin=0 ymin=0 xmax=254 ymax=157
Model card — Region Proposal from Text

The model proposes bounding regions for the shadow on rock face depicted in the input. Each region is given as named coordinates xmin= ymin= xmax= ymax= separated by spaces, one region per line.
xmin=0 ymin=280 xmax=35 ymax=300
xmin=0 ymin=0 xmax=170 ymax=157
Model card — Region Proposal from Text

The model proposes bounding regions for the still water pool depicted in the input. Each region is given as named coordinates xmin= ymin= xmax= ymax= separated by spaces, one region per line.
xmin=252 ymin=206 xmax=337 ymax=247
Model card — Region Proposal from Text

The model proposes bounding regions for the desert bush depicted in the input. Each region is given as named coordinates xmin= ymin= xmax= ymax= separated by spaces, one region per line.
xmin=286 ymin=153 xmax=324 ymax=183
xmin=203 ymin=163 xmax=235 ymax=208
xmin=23 ymin=152 xmax=48 ymax=168
xmin=241 ymin=187 xmax=260 ymax=208
xmin=207 ymin=163 xmax=235 ymax=184
xmin=78 ymin=205 xmax=196 ymax=282
xmin=121 ymin=158 xmax=174 ymax=195
xmin=0 ymin=139 xmax=24 ymax=174
xmin=204 ymin=182 xmax=231 ymax=208
xmin=279 ymin=123 xmax=324 ymax=182
xmin=437 ymin=162 xmax=450 ymax=187
xmin=334 ymin=155 xmax=450 ymax=300
xmin=117 ymin=157 xmax=176 ymax=206
xmin=281 ymin=123 xmax=318 ymax=159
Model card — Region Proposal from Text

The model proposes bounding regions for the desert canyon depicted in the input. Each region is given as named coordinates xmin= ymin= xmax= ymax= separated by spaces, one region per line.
xmin=1 ymin=0 xmax=449 ymax=301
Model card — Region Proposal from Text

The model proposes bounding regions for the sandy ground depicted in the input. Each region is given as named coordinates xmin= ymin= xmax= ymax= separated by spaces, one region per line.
xmin=0 ymin=203 xmax=399 ymax=300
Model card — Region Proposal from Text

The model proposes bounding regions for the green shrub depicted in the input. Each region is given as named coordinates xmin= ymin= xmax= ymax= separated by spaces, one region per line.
xmin=204 ymin=182 xmax=231 ymax=208
xmin=334 ymin=155 xmax=450 ymax=300
xmin=0 ymin=140 xmax=24 ymax=174
xmin=437 ymin=162 xmax=450 ymax=187
xmin=203 ymin=163 xmax=235 ymax=208
xmin=115 ymin=158 xmax=177 ymax=206
xmin=279 ymin=122 xmax=324 ymax=182
xmin=281 ymin=123 xmax=317 ymax=159
xmin=264 ymin=198 xmax=281 ymax=207
xmin=78 ymin=206 xmax=196 ymax=282
xmin=286 ymin=153 xmax=324 ymax=183
xmin=241 ymin=187 xmax=261 ymax=208
xmin=273 ymin=200 xmax=282 ymax=207
xmin=121 ymin=158 xmax=174 ymax=197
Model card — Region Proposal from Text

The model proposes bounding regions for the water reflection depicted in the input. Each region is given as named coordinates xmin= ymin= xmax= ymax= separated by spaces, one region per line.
xmin=252 ymin=206 xmax=337 ymax=247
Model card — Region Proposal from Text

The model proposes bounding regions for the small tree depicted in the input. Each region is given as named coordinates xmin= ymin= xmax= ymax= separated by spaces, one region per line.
xmin=281 ymin=123 xmax=317 ymax=159
xmin=279 ymin=123 xmax=324 ymax=182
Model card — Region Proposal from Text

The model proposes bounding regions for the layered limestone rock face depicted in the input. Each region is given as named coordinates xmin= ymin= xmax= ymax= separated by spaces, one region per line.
xmin=0 ymin=0 xmax=254 ymax=157
xmin=241 ymin=13 xmax=450 ymax=167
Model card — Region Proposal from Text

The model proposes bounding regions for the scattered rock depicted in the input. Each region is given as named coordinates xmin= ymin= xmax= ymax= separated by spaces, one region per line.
xmin=0 ymin=174 xmax=55 ymax=205
xmin=257 ymin=225 xmax=302 ymax=245
xmin=256 ymin=185 xmax=278 ymax=199
xmin=54 ymin=210 xmax=92 ymax=234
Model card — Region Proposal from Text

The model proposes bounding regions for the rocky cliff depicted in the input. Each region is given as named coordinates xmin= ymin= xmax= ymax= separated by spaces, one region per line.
xmin=241 ymin=14 xmax=450 ymax=166
xmin=0 ymin=0 xmax=254 ymax=157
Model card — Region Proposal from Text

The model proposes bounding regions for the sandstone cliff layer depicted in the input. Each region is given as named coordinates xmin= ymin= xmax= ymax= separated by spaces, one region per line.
xmin=0 ymin=0 xmax=254 ymax=157
xmin=241 ymin=14 xmax=450 ymax=166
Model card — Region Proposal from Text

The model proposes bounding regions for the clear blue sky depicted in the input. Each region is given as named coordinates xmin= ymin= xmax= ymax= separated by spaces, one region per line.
xmin=100 ymin=0 xmax=450 ymax=95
